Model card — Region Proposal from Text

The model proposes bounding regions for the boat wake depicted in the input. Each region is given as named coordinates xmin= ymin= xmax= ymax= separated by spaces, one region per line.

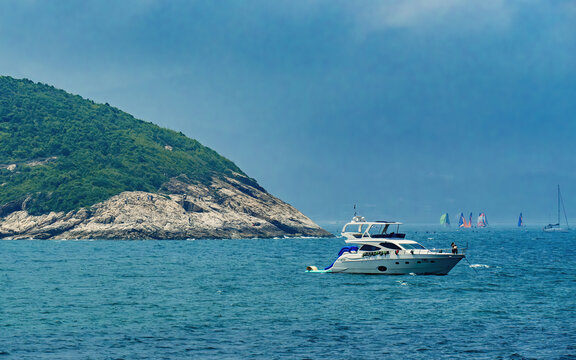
xmin=469 ymin=264 xmax=490 ymax=269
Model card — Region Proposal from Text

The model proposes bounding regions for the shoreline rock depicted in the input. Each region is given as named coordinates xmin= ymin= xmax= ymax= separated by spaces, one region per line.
xmin=0 ymin=176 xmax=333 ymax=240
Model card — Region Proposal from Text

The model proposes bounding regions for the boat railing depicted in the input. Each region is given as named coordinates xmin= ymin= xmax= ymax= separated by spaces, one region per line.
xmin=427 ymin=248 xmax=465 ymax=255
xmin=360 ymin=248 xmax=465 ymax=257
xmin=368 ymin=233 xmax=406 ymax=239
xmin=343 ymin=233 xmax=406 ymax=239
xmin=394 ymin=248 xmax=465 ymax=256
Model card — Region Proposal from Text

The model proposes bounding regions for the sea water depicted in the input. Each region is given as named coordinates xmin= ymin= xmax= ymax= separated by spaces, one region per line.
xmin=0 ymin=227 xmax=574 ymax=359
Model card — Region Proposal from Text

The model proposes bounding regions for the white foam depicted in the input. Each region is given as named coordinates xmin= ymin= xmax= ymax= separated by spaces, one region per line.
xmin=470 ymin=264 xmax=490 ymax=268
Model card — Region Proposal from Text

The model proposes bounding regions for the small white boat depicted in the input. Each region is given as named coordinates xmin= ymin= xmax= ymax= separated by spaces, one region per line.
xmin=307 ymin=216 xmax=465 ymax=275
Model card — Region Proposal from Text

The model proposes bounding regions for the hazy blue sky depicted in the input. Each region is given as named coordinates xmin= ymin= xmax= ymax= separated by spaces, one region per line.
xmin=1 ymin=1 xmax=575 ymax=225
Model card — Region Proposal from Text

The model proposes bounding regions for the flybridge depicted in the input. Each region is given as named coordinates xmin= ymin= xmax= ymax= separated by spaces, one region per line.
xmin=342 ymin=219 xmax=405 ymax=240
xmin=349 ymin=215 xmax=402 ymax=225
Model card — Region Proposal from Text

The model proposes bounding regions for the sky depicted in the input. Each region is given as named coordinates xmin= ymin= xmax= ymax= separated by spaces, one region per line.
xmin=1 ymin=0 xmax=575 ymax=226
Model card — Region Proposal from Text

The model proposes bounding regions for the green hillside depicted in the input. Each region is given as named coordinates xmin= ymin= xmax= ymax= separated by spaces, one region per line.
xmin=0 ymin=76 xmax=254 ymax=215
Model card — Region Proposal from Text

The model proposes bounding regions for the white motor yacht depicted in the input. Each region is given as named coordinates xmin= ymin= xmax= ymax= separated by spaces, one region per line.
xmin=307 ymin=216 xmax=465 ymax=275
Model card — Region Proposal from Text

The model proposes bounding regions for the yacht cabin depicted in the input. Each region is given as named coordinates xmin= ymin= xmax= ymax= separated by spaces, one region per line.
xmin=342 ymin=218 xmax=430 ymax=254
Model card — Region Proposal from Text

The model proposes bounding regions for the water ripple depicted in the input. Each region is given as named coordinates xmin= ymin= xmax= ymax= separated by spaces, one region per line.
xmin=0 ymin=229 xmax=575 ymax=359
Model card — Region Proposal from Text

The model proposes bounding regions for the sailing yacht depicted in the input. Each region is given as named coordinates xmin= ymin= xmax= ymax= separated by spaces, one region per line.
xmin=477 ymin=213 xmax=488 ymax=227
xmin=543 ymin=185 xmax=569 ymax=232
xmin=440 ymin=213 xmax=450 ymax=227
xmin=458 ymin=212 xmax=471 ymax=228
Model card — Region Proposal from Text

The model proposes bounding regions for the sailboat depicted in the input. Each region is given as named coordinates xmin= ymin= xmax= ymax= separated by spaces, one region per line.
xmin=440 ymin=213 xmax=450 ymax=226
xmin=543 ymin=185 xmax=569 ymax=232
xmin=518 ymin=213 xmax=524 ymax=227
xmin=458 ymin=212 xmax=471 ymax=228
xmin=477 ymin=213 xmax=488 ymax=227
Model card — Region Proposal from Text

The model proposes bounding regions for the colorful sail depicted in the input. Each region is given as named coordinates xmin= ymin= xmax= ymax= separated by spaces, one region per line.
xmin=459 ymin=212 xmax=471 ymax=228
xmin=518 ymin=213 xmax=523 ymax=227
xmin=477 ymin=213 xmax=488 ymax=227
xmin=458 ymin=213 xmax=465 ymax=227
xmin=440 ymin=213 xmax=450 ymax=226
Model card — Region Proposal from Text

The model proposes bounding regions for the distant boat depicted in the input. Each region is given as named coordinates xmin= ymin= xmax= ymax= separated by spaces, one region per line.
xmin=458 ymin=212 xmax=471 ymax=228
xmin=518 ymin=213 xmax=524 ymax=227
xmin=477 ymin=213 xmax=488 ymax=227
xmin=543 ymin=185 xmax=569 ymax=232
xmin=440 ymin=213 xmax=450 ymax=226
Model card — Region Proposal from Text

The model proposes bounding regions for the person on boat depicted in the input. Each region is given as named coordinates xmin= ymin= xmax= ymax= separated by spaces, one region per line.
xmin=451 ymin=242 xmax=458 ymax=254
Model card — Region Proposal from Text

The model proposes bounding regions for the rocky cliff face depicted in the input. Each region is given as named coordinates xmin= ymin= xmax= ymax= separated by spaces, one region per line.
xmin=0 ymin=175 xmax=332 ymax=240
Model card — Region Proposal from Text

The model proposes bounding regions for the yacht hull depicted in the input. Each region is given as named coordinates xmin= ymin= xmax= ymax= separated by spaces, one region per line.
xmin=543 ymin=227 xmax=569 ymax=233
xmin=329 ymin=254 xmax=464 ymax=275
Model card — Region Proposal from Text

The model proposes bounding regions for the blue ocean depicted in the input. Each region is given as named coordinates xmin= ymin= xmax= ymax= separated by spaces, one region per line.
xmin=1 ymin=227 xmax=575 ymax=359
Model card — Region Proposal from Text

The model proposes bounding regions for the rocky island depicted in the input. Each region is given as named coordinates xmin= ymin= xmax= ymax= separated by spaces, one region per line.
xmin=0 ymin=76 xmax=331 ymax=239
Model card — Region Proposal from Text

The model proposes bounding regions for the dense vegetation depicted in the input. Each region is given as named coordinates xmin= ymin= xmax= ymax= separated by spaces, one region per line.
xmin=0 ymin=76 xmax=249 ymax=215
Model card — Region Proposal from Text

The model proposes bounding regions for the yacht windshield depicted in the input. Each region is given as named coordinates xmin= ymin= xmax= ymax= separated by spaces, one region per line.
xmin=400 ymin=243 xmax=426 ymax=250
xmin=367 ymin=224 xmax=388 ymax=236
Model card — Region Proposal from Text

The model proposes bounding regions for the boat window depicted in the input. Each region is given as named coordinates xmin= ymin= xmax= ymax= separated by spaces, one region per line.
xmin=400 ymin=243 xmax=426 ymax=250
xmin=343 ymin=224 xmax=358 ymax=233
xmin=368 ymin=224 xmax=387 ymax=236
xmin=359 ymin=244 xmax=381 ymax=252
xmin=379 ymin=242 xmax=402 ymax=250
xmin=343 ymin=223 xmax=369 ymax=233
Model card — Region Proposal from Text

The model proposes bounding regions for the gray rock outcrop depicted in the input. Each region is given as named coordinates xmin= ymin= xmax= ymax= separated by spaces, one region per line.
xmin=0 ymin=175 xmax=332 ymax=240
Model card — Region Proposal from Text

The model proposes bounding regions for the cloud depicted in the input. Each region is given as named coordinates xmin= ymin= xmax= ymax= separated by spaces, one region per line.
xmin=347 ymin=0 xmax=514 ymax=35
